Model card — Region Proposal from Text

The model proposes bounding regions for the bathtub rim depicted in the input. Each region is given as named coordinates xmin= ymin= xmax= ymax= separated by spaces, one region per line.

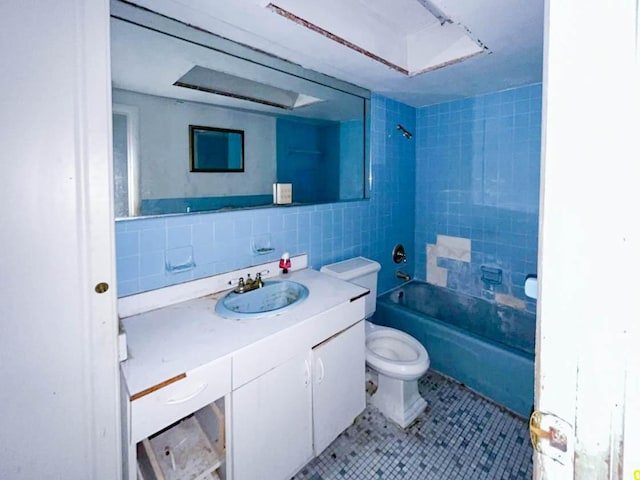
xmin=377 ymin=282 xmax=535 ymax=359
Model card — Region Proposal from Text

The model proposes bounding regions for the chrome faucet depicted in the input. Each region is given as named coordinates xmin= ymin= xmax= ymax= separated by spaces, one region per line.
xmin=233 ymin=277 xmax=246 ymax=293
xmin=233 ymin=272 xmax=264 ymax=294
xmin=253 ymin=272 xmax=264 ymax=289
xmin=396 ymin=271 xmax=410 ymax=281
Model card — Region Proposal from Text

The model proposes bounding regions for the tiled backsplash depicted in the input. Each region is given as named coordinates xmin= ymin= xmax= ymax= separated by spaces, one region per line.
xmin=415 ymin=84 xmax=542 ymax=311
xmin=116 ymin=95 xmax=416 ymax=297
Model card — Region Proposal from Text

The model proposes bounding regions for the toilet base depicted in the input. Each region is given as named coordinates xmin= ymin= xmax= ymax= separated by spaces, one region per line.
xmin=369 ymin=371 xmax=427 ymax=428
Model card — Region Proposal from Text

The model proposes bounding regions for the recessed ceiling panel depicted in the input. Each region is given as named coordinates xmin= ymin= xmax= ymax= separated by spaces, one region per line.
xmin=174 ymin=66 xmax=323 ymax=110
xmin=268 ymin=0 xmax=407 ymax=70
xmin=354 ymin=0 xmax=439 ymax=35
xmin=266 ymin=0 xmax=487 ymax=76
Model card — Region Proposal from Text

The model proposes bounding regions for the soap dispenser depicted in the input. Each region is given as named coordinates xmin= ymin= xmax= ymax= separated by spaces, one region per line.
xmin=279 ymin=252 xmax=291 ymax=274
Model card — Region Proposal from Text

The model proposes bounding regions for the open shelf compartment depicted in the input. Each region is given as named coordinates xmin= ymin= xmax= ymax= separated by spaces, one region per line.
xmin=137 ymin=400 xmax=225 ymax=480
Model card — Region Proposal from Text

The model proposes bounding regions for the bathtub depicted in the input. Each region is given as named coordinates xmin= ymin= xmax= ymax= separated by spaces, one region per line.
xmin=373 ymin=281 xmax=535 ymax=418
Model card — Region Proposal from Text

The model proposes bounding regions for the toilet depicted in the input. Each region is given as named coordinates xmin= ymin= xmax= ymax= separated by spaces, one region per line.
xmin=321 ymin=257 xmax=430 ymax=428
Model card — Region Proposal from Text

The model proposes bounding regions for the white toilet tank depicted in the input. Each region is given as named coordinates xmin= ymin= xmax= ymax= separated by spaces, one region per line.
xmin=320 ymin=257 xmax=381 ymax=318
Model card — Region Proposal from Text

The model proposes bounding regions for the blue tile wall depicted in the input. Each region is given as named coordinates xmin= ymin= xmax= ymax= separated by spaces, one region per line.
xmin=415 ymin=84 xmax=541 ymax=311
xmin=339 ymin=119 xmax=366 ymax=199
xmin=116 ymin=95 xmax=416 ymax=297
xmin=276 ymin=118 xmax=340 ymax=203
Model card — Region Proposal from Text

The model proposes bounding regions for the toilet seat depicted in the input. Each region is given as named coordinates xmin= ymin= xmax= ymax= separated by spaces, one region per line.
xmin=366 ymin=328 xmax=430 ymax=381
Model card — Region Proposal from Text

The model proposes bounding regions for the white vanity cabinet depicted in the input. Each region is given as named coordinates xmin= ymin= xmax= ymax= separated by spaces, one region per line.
xmin=312 ymin=321 xmax=365 ymax=454
xmin=231 ymin=321 xmax=365 ymax=480
xmin=231 ymin=351 xmax=314 ymax=480
xmin=119 ymin=262 xmax=369 ymax=480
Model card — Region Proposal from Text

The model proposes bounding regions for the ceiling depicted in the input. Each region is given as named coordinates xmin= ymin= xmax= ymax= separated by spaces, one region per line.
xmin=120 ymin=0 xmax=544 ymax=107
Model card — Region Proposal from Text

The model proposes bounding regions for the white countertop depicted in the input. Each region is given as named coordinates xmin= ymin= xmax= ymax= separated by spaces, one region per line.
xmin=120 ymin=268 xmax=367 ymax=397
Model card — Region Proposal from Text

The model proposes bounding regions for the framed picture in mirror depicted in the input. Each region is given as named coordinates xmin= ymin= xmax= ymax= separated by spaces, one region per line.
xmin=190 ymin=125 xmax=244 ymax=172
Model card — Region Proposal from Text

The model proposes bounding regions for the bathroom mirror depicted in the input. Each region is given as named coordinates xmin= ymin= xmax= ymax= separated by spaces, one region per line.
xmin=110 ymin=0 xmax=370 ymax=218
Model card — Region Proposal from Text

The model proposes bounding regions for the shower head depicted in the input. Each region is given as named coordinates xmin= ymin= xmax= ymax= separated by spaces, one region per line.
xmin=397 ymin=124 xmax=413 ymax=139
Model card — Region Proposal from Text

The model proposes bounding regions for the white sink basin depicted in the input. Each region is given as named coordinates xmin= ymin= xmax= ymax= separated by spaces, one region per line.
xmin=215 ymin=280 xmax=309 ymax=319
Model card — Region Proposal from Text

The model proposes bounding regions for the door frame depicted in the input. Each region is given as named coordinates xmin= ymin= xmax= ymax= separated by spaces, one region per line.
xmin=536 ymin=1 xmax=640 ymax=478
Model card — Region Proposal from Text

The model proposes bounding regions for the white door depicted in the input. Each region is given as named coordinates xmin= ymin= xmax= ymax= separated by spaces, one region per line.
xmin=0 ymin=0 xmax=121 ymax=478
xmin=231 ymin=351 xmax=313 ymax=480
xmin=312 ymin=321 xmax=366 ymax=455
xmin=535 ymin=1 xmax=640 ymax=478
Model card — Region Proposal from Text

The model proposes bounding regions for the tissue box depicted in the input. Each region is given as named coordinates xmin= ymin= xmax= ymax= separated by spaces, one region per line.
xmin=273 ymin=183 xmax=292 ymax=204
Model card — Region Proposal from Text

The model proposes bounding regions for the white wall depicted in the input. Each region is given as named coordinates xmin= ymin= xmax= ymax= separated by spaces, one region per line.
xmin=0 ymin=1 xmax=120 ymax=478
xmin=113 ymin=89 xmax=276 ymax=199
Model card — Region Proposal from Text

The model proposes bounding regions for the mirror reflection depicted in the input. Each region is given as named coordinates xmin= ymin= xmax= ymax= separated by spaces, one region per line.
xmin=110 ymin=2 xmax=369 ymax=218
xmin=190 ymin=126 xmax=244 ymax=173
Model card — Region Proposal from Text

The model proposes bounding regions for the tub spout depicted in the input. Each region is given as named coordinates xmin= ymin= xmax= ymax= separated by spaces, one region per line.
xmin=396 ymin=271 xmax=411 ymax=281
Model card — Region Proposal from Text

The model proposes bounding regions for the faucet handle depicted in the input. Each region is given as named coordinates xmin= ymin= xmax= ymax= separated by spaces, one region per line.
xmin=392 ymin=244 xmax=407 ymax=264
xmin=231 ymin=276 xmax=246 ymax=294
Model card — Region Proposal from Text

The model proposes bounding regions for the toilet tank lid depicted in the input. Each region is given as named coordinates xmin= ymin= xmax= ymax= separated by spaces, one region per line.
xmin=320 ymin=256 xmax=381 ymax=280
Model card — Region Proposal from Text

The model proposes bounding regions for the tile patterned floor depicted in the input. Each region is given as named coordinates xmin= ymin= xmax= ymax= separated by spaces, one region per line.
xmin=293 ymin=371 xmax=533 ymax=480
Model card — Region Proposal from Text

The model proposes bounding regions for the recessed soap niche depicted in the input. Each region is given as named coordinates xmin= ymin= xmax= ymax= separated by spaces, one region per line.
xmin=251 ymin=234 xmax=275 ymax=256
xmin=165 ymin=245 xmax=196 ymax=274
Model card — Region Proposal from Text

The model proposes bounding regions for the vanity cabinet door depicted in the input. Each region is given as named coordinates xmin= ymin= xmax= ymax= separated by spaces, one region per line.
xmin=312 ymin=321 xmax=366 ymax=455
xmin=231 ymin=351 xmax=313 ymax=480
